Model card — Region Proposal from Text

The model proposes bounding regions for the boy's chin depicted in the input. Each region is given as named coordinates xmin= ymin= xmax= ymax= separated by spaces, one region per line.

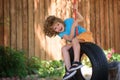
xmin=61 ymin=28 xmax=64 ymax=32
xmin=60 ymin=30 xmax=64 ymax=32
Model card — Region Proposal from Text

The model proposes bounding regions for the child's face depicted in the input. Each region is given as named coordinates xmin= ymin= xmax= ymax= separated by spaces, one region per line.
xmin=52 ymin=22 xmax=64 ymax=32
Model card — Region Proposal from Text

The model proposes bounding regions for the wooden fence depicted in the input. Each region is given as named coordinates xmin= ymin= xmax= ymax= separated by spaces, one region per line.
xmin=0 ymin=0 xmax=120 ymax=60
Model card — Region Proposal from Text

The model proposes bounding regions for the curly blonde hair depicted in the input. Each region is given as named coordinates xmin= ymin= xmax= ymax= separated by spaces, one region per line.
xmin=44 ymin=16 xmax=65 ymax=37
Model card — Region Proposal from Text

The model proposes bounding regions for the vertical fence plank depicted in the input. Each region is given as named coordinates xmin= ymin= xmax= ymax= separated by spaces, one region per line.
xmin=10 ymin=0 xmax=17 ymax=49
xmin=117 ymin=0 xmax=120 ymax=53
xmin=22 ymin=0 xmax=28 ymax=54
xmin=39 ymin=0 xmax=46 ymax=60
xmin=84 ymin=0 xmax=90 ymax=31
xmin=82 ymin=0 xmax=87 ymax=29
xmin=0 ymin=0 xmax=4 ymax=46
xmin=34 ymin=0 xmax=40 ymax=57
xmin=90 ymin=0 xmax=96 ymax=41
xmin=28 ymin=0 xmax=35 ymax=57
xmin=78 ymin=0 xmax=84 ymax=27
xmin=104 ymin=0 xmax=110 ymax=49
xmin=50 ymin=0 xmax=57 ymax=60
xmin=46 ymin=0 xmax=54 ymax=60
xmin=109 ymin=0 xmax=114 ymax=49
xmin=113 ymin=0 xmax=119 ymax=52
xmin=100 ymin=0 xmax=105 ymax=48
xmin=16 ymin=0 xmax=23 ymax=50
xmin=4 ymin=0 xmax=10 ymax=47
xmin=51 ymin=0 xmax=63 ymax=60
xmin=44 ymin=0 xmax=51 ymax=60
xmin=95 ymin=0 xmax=101 ymax=46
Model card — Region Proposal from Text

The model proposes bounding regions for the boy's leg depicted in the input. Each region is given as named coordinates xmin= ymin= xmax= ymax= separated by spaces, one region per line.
xmin=71 ymin=37 xmax=80 ymax=62
xmin=62 ymin=44 xmax=77 ymax=80
xmin=62 ymin=44 xmax=72 ymax=70
xmin=69 ymin=37 xmax=83 ymax=71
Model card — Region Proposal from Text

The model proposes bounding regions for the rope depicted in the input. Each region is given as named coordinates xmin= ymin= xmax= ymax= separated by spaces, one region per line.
xmin=73 ymin=0 xmax=79 ymax=35
xmin=73 ymin=0 xmax=77 ymax=20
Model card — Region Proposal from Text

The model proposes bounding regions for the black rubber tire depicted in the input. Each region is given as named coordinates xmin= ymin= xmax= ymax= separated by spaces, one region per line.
xmin=67 ymin=42 xmax=108 ymax=80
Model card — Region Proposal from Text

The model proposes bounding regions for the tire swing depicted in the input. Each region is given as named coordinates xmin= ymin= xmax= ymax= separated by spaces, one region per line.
xmin=67 ymin=0 xmax=108 ymax=80
xmin=68 ymin=42 xmax=108 ymax=80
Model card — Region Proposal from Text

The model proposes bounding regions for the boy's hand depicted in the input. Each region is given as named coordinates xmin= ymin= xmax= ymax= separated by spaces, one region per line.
xmin=72 ymin=0 xmax=78 ymax=10
xmin=73 ymin=20 xmax=78 ymax=28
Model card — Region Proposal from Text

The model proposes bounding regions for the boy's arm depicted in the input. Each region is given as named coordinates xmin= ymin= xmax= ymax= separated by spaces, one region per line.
xmin=62 ymin=20 xmax=78 ymax=41
xmin=76 ymin=11 xmax=84 ymax=22
xmin=62 ymin=9 xmax=84 ymax=41
xmin=73 ymin=3 xmax=84 ymax=22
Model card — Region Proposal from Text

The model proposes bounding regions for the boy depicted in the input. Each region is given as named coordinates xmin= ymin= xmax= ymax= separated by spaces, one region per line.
xmin=44 ymin=9 xmax=93 ymax=80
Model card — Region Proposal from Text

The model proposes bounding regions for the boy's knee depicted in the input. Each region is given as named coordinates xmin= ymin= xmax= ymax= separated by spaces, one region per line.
xmin=71 ymin=38 xmax=79 ymax=44
xmin=61 ymin=45 xmax=67 ymax=52
xmin=61 ymin=45 xmax=71 ymax=52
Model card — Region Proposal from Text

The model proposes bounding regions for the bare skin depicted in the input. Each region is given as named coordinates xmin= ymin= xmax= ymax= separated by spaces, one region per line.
xmin=61 ymin=38 xmax=80 ymax=70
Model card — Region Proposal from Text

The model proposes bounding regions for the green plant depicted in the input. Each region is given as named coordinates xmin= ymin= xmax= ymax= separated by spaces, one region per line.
xmin=104 ymin=48 xmax=120 ymax=62
xmin=38 ymin=60 xmax=65 ymax=78
xmin=81 ymin=54 xmax=92 ymax=67
xmin=26 ymin=56 xmax=65 ymax=78
xmin=26 ymin=56 xmax=41 ymax=75
xmin=0 ymin=46 xmax=27 ymax=78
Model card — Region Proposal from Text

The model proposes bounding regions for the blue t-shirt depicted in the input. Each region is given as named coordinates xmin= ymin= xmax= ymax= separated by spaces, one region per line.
xmin=58 ymin=18 xmax=86 ymax=38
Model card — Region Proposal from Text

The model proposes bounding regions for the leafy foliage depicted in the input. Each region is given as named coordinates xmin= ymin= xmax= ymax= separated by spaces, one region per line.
xmin=0 ymin=46 xmax=65 ymax=78
xmin=26 ymin=57 xmax=41 ymax=75
xmin=27 ymin=57 xmax=65 ymax=78
xmin=81 ymin=54 xmax=92 ymax=67
xmin=104 ymin=48 xmax=120 ymax=62
xmin=38 ymin=60 xmax=65 ymax=78
xmin=0 ymin=46 xmax=27 ymax=78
